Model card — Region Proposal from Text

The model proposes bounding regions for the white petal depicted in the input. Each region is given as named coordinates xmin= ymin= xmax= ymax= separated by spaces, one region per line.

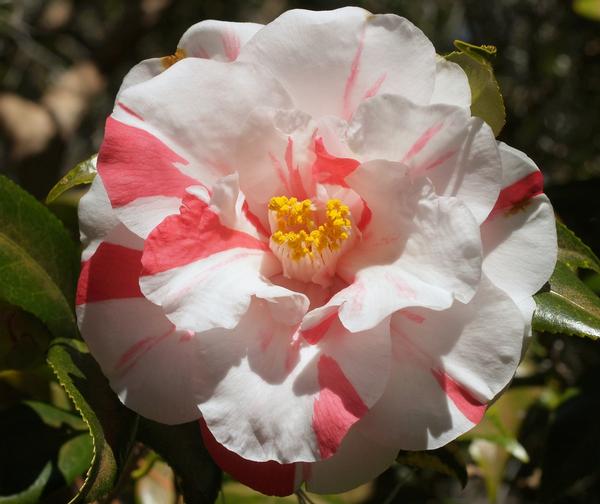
xmin=305 ymin=423 xmax=397 ymax=494
xmin=114 ymin=58 xmax=292 ymax=188
xmin=360 ymin=277 xmax=524 ymax=449
xmin=348 ymin=94 xmax=502 ymax=224
xmin=482 ymin=143 xmax=557 ymax=300
xmin=115 ymin=58 xmax=163 ymax=103
xmin=179 ymin=20 xmax=263 ymax=61
xmin=430 ymin=56 xmax=471 ymax=108
xmin=78 ymin=298 xmax=201 ymax=424
xmin=318 ymin=161 xmax=482 ymax=332
xmin=239 ymin=7 xmax=436 ymax=119
xmin=139 ymin=180 xmax=305 ymax=333
xmin=197 ymin=303 xmax=391 ymax=463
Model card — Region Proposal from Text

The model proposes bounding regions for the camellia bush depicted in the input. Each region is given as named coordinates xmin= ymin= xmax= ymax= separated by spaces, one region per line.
xmin=1 ymin=6 xmax=599 ymax=504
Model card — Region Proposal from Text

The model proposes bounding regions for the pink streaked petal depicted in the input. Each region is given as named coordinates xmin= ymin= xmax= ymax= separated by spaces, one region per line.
xmin=141 ymin=192 xmax=269 ymax=276
xmin=432 ymin=368 xmax=486 ymax=424
xmin=312 ymin=137 xmax=360 ymax=187
xmin=300 ymin=311 xmax=338 ymax=345
xmin=77 ymin=242 xmax=142 ymax=306
xmin=239 ymin=8 xmax=435 ymax=119
xmin=486 ymin=170 xmax=544 ymax=221
xmin=179 ymin=20 xmax=263 ymax=62
xmin=349 ymin=95 xmax=502 ymax=224
xmin=116 ymin=101 xmax=144 ymax=121
xmin=401 ymin=122 xmax=443 ymax=163
xmin=98 ymin=117 xmax=198 ymax=208
xmin=313 ymin=355 xmax=369 ymax=459
xmin=199 ymin=419 xmax=299 ymax=497
xmin=77 ymin=298 xmax=201 ymax=424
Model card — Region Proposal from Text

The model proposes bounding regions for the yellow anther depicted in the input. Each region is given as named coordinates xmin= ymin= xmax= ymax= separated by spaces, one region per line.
xmin=268 ymin=196 xmax=352 ymax=261
xmin=161 ymin=48 xmax=187 ymax=69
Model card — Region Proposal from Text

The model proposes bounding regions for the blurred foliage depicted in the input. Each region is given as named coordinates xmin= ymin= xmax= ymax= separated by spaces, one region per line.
xmin=0 ymin=0 xmax=599 ymax=503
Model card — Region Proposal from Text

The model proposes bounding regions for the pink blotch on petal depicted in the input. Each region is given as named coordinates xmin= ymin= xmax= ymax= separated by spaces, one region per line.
xmin=312 ymin=137 xmax=360 ymax=187
xmin=357 ymin=199 xmax=372 ymax=232
xmin=300 ymin=311 xmax=338 ymax=345
xmin=285 ymin=137 xmax=308 ymax=199
xmin=242 ymin=200 xmax=269 ymax=237
xmin=199 ymin=419 xmax=298 ymax=496
xmin=98 ymin=117 xmax=198 ymax=207
xmin=221 ymin=30 xmax=241 ymax=61
xmin=313 ymin=355 xmax=368 ymax=459
xmin=432 ymin=369 xmax=486 ymax=424
xmin=486 ymin=171 xmax=544 ymax=221
xmin=77 ymin=243 xmax=143 ymax=305
xmin=141 ymin=193 xmax=270 ymax=276
xmin=419 ymin=149 xmax=457 ymax=172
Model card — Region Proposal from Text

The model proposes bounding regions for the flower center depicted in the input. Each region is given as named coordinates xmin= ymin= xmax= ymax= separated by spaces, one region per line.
xmin=268 ymin=196 xmax=353 ymax=285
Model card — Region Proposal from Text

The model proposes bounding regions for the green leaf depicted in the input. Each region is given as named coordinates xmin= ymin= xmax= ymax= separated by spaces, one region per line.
xmin=137 ymin=418 xmax=222 ymax=504
xmin=534 ymin=262 xmax=600 ymax=339
xmin=46 ymin=155 xmax=97 ymax=204
xmin=47 ymin=338 xmax=138 ymax=503
xmin=0 ymin=175 xmax=79 ymax=339
xmin=396 ymin=444 xmax=468 ymax=488
xmin=556 ymin=220 xmax=600 ymax=274
xmin=573 ymin=0 xmax=600 ymax=20
xmin=445 ymin=40 xmax=506 ymax=136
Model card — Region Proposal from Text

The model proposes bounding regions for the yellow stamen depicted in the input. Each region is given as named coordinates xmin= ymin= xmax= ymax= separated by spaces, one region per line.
xmin=268 ymin=196 xmax=351 ymax=261
xmin=161 ymin=48 xmax=187 ymax=69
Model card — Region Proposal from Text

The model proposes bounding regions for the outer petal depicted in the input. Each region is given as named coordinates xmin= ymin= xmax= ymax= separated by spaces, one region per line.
xmin=239 ymin=7 xmax=436 ymax=119
xmin=196 ymin=305 xmax=391 ymax=463
xmin=482 ymin=143 xmax=557 ymax=302
xmin=102 ymin=58 xmax=293 ymax=237
xmin=360 ymin=277 xmax=524 ymax=450
xmin=308 ymin=161 xmax=482 ymax=332
xmin=78 ymin=171 xmax=144 ymax=260
xmin=115 ymin=21 xmax=263 ymax=101
xmin=305 ymin=422 xmax=397 ymax=494
xmin=76 ymin=227 xmax=201 ymax=424
xmin=430 ymin=56 xmax=471 ymax=108
xmin=199 ymin=417 xmax=398 ymax=496
xmin=139 ymin=176 xmax=307 ymax=333
xmin=348 ymin=94 xmax=501 ymax=224
xmin=179 ymin=20 xmax=263 ymax=61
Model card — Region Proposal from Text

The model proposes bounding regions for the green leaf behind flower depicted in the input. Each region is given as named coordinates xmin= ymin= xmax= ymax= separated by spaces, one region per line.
xmin=0 ymin=175 xmax=79 ymax=339
xmin=533 ymin=221 xmax=600 ymax=339
xmin=396 ymin=444 xmax=468 ymax=488
xmin=46 ymin=338 xmax=138 ymax=503
xmin=46 ymin=155 xmax=97 ymax=205
xmin=444 ymin=40 xmax=506 ymax=136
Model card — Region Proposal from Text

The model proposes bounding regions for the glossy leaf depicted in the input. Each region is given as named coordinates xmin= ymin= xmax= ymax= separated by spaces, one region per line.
xmin=555 ymin=220 xmax=600 ymax=274
xmin=47 ymin=338 xmax=138 ymax=503
xmin=534 ymin=262 xmax=600 ymax=339
xmin=46 ymin=155 xmax=97 ymax=204
xmin=445 ymin=40 xmax=506 ymax=136
xmin=137 ymin=418 xmax=222 ymax=504
xmin=396 ymin=444 xmax=468 ymax=488
xmin=0 ymin=175 xmax=78 ymax=339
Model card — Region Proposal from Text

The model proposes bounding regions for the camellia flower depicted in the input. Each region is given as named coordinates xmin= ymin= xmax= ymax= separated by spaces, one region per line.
xmin=77 ymin=7 xmax=557 ymax=496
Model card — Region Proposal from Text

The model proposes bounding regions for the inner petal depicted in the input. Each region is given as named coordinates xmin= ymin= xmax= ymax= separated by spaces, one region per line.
xmin=268 ymin=196 xmax=354 ymax=286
